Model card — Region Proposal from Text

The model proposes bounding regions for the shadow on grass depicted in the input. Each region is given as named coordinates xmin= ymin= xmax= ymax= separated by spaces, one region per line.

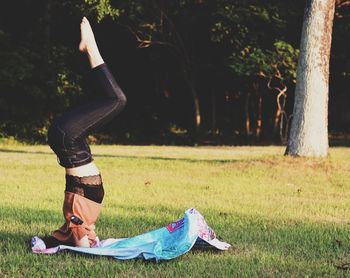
xmin=96 ymin=153 xmax=240 ymax=164
xmin=0 ymin=148 xmax=52 ymax=155
xmin=0 ymin=148 xmax=241 ymax=164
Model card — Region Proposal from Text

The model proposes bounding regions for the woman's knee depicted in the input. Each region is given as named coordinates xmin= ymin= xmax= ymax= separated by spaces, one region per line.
xmin=117 ymin=94 xmax=127 ymax=110
xmin=47 ymin=121 xmax=62 ymax=150
xmin=48 ymin=121 xmax=75 ymax=151
xmin=111 ymin=94 xmax=127 ymax=114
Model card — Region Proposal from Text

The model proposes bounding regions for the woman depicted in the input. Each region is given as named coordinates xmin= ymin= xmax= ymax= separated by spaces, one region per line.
xmin=44 ymin=17 xmax=126 ymax=248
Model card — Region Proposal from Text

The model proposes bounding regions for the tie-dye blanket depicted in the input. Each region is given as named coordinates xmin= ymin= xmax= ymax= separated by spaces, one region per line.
xmin=31 ymin=208 xmax=231 ymax=262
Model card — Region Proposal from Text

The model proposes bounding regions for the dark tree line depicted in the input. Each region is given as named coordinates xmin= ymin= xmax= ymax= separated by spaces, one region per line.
xmin=0 ymin=0 xmax=349 ymax=145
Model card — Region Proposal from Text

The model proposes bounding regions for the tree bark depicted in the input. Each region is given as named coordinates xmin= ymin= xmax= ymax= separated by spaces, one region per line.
xmin=285 ymin=0 xmax=335 ymax=157
xmin=256 ymin=95 xmax=263 ymax=139
xmin=245 ymin=91 xmax=252 ymax=136
xmin=188 ymin=80 xmax=201 ymax=131
xmin=211 ymin=89 xmax=217 ymax=135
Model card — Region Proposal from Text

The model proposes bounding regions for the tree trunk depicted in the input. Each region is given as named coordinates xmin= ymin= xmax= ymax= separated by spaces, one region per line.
xmin=285 ymin=0 xmax=335 ymax=157
xmin=245 ymin=91 xmax=252 ymax=136
xmin=191 ymin=86 xmax=201 ymax=130
xmin=256 ymin=95 xmax=263 ymax=139
xmin=183 ymin=70 xmax=201 ymax=132
xmin=273 ymin=106 xmax=281 ymax=135
xmin=211 ymin=89 xmax=217 ymax=135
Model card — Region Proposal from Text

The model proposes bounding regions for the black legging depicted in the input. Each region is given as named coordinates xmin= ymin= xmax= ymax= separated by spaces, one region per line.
xmin=48 ymin=63 xmax=126 ymax=168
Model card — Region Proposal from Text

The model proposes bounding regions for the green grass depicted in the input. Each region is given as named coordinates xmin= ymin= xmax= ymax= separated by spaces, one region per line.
xmin=1 ymin=144 xmax=350 ymax=277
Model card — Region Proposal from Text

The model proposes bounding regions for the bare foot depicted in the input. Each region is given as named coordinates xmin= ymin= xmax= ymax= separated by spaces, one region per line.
xmin=79 ymin=17 xmax=97 ymax=53
xmin=79 ymin=17 xmax=104 ymax=68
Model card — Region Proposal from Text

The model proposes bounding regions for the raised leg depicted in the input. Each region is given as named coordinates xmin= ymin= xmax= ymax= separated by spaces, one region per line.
xmin=79 ymin=16 xmax=104 ymax=69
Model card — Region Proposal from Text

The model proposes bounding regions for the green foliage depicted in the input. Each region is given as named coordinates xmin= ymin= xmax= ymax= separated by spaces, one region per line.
xmin=211 ymin=1 xmax=286 ymax=48
xmin=209 ymin=1 xmax=299 ymax=83
xmin=229 ymin=41 xmax=299 ymax=82
xmin=1 ymin=0 xmax=346 ymax=144
xmin=0 ymin=22 xmax=84 ymax=141
xmin=229 ymin=46 xmax=268 ymax=77
xmin=272 ymin=40 xmax=299 ymax=81
xmin=84 ymin=0 xmax=121 ymax=22
xmin=0 ymin=31 xmax=35 ymax=88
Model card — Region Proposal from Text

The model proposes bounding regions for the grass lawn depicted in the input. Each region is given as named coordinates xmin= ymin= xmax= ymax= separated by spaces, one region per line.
xmin=0 ymin=143 xmax=350 ymax=277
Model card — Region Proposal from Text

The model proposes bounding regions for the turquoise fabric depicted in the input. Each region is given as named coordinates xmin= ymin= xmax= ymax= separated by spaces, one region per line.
xmin=32 ymin=208 xmax=230 ymax=261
